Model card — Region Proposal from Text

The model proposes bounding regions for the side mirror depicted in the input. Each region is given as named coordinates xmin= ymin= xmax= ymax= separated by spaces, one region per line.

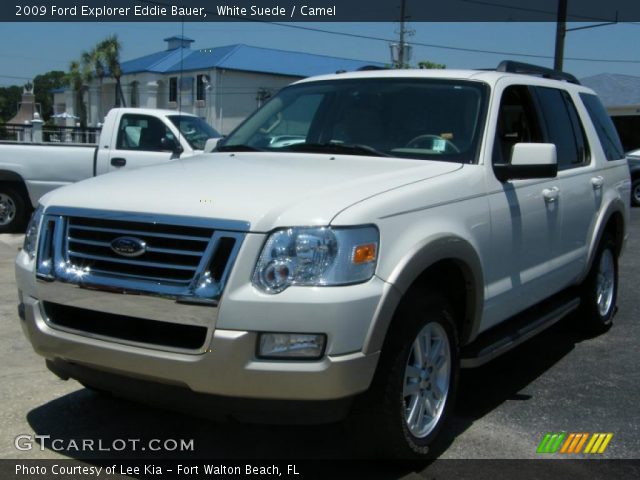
xmin=493 ymin=143 xmax=557 ymax=182
xmin=160 ymin=137 xmax=184 ymax=157
xmin=204 ymin=137 xmax=220 ymax=153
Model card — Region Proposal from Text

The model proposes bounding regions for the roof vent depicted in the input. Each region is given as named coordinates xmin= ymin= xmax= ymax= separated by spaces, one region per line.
xmin=164 ymin=35 xmax=195 ymax=51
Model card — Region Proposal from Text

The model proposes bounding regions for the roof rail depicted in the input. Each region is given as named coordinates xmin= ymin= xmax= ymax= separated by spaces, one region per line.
xmin=357 ymin=65 xmax=387 ymax=71
xmin=496 ymin=60 xmax=580 ymax=85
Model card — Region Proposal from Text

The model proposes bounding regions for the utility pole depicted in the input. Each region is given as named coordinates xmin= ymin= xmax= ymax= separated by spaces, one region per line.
xmin=390 ymin=0 xmax=412 ymax=69
xmin=554 ymin=0 xmax=568 ymax=71
xmin=553 ymin=0 xmax=617 ymax=72
xmin=398 ymin=0 xmax=407 ymax=68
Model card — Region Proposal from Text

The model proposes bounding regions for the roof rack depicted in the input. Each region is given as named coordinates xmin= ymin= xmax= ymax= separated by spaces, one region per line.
xmin=357 ymin=65 xmax=387 ymax=71
xmin=496 ymin=60 xmax=580 ymax=85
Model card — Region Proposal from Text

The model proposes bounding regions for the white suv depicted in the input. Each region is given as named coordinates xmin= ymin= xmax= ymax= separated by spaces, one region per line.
xmin=15 ymin=61 xmax=630 ymax=457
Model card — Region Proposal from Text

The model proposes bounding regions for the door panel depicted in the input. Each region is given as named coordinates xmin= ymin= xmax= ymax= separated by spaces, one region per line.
xmin=483 ymin=83 xmax=563 ymax=330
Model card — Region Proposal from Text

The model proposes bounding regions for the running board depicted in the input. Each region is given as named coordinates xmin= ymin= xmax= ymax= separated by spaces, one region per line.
xmin=461 ymin=294 xmax=580 ymax=368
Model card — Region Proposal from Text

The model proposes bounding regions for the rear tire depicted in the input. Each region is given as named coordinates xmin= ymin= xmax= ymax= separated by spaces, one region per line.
xmin=577 ymin=234 xmax=618 ymax=334
xmin=0 ymin=185 xmax=29 ymax=233
xmin=353 ymin=291 xmax=459 ymax=458
xmin=632 ymin=178 xmax=640 ymax=207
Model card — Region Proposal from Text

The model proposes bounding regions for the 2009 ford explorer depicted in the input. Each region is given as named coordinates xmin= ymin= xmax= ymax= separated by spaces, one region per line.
xmin=16 ymin=62 xmax=630 ymax=457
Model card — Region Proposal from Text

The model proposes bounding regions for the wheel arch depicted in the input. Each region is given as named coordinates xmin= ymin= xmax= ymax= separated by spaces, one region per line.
xmin=582 ymin=199 xmax=626 ymax=284
xmin=0 ymin=169 xmax=27 ymax=184
xmin=0 ymin=171 xmax=31 ymax=207
xmin=363 ymin=235 xmax=485 ymax=354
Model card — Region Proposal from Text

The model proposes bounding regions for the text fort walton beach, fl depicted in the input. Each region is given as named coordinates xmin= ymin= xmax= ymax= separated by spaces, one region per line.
xmin=18 ymin=4 xmax=337 ymax=19
xmin=16 ymin=463 xmax=300 ymax=476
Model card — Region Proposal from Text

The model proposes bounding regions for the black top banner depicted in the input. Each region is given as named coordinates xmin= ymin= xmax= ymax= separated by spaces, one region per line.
xmin=4 ymin=0 xmax=640 ymax=22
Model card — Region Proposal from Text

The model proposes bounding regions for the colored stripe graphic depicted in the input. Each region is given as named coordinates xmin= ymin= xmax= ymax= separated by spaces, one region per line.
xmin=539 ymin=433 xmax=613 ymax=454
xmin=584 ymin=433 xmax=614 ymax=454
xmin=537 ymin=433 xmax=566 ymax=453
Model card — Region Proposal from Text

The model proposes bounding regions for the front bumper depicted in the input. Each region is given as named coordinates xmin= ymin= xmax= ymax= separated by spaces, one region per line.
xmin=16 ymin=248 xmax=384 ymax=402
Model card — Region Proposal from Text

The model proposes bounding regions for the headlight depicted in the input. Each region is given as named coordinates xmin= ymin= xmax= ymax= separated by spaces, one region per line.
xmin=252 ymin=226 xmax=379 ymax=293
xmin=23 ymin=205 xmax=44 ymax=259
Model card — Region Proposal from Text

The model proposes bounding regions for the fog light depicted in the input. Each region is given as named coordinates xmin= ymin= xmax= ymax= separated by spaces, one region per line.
xmin=258 ymin=333 xmax=326 ymax=360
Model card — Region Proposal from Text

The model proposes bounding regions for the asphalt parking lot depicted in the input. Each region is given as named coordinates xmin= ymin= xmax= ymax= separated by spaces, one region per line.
xmin=0 ymin=211 xmax=638 ymax=471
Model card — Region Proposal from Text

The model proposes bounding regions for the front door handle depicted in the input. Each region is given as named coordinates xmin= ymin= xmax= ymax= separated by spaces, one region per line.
xmin=542 ymin=186 xmax=560 ymax=203
xmin=111 ymin=157 xmax=127 ymax=167
xmin=591 ymin=176 xmax=604 ymax=190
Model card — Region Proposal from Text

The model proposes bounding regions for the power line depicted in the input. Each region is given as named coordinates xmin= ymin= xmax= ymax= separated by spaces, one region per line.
xmin=263 ymin=21 xmax=640 ymax=64
xmin=456 ymin=0 xmax=629 ymax=23
xmin=0 ymin=75 xmax=32 ymax=80
xmin=134 ymin=0 xmax=640 ymax=64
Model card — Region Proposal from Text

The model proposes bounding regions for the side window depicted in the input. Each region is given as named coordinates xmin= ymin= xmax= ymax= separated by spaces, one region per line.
xmin=116 ymin=114 xmax=173 ymax=152
xmin=580 ymin=93 xmax=625 ymax=160
xmin=535 ymin=87 xmax=588 ymax=170
xmin=169 ymin=77 xmax=178 ymax=103
xmin=493 ymin=85 xmax=543 ymax=164
xmin=562 ymin=91 xmax=590 ymax=165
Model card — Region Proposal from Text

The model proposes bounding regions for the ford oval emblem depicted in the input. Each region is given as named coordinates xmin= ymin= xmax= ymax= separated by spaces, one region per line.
xmin=110 ymin=236 xmax=147 ymax=258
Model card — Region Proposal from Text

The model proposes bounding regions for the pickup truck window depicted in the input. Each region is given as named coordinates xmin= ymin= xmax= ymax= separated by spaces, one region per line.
xmin=535 ymin=87 xmax=589 ymax=170
xmin=116 ymin=114 xmax=174 ymax=152
xmin=221 ymin=79 xmax=489 ymax=162
xmin=168 ymin=115 xmax=221 ymax=150
xmin=580 ymin=93 xmax=625 ymax=161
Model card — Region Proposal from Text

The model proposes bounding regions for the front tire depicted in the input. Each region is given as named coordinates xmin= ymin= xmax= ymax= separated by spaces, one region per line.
xmin=355 ymin=291 xmax=459 ymax=458
xmin=0 ymin=185 xmax=29 ymax=233
xmin=578 ymin=234 xmax=618 ymax=334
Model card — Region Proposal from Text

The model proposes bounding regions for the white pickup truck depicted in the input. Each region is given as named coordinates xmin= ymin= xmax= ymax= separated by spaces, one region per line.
xmin=16 ymin=62 xmax=630 ymax=458
xmin=0 ymin=108 xmax=220 ymax=232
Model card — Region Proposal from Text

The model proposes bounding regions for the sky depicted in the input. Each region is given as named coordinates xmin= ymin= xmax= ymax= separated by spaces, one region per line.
xmin=1 ymin=20 xmax=640 ymax=87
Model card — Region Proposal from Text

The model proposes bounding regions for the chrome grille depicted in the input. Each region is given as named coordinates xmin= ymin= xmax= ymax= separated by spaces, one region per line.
xmin=66 ymin=216 xmax=213 ymax=284
xmin=36 ymin=207 xmax=249 ymax=307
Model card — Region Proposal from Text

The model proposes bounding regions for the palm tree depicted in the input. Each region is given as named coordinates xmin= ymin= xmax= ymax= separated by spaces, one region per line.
xmin=68 ymin=60 xmax=87 ymax=126
xmin=85 ymin=47 xmax=106 ymax=119
xmin=98 ymin=35 xmax=126 ymax=107
xmin=68 ymin=35 xmax=126 ymax=125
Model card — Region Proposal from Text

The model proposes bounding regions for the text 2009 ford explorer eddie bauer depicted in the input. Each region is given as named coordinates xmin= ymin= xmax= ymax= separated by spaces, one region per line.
xmin=0 ymin=108 xmax=220 ymax=232
xmin=15 ymin=62 xmax=630 ymax=457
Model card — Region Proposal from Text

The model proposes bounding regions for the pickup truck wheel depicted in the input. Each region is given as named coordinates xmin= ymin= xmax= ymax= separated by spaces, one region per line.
xmin=355 ymin=291 xmax=459 ymax=458
xmin=632 ymin=178 xmax=640 ymax=207
xmin=0 ymin=187 xmax=28 ymax=233
xmin=578 ymin=235 xmax=618 ymax=334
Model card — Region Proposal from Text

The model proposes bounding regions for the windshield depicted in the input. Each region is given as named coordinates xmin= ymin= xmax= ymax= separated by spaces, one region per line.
xmin=220 ymin=78 xmax=488 ymax=162
xmin=168 ymin=115 xmax=221 ymax=150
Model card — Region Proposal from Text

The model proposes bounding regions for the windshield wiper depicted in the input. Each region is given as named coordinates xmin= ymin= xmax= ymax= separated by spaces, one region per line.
xmin=216 ymin=144 xmax=263 ymax=152
xmin=282 ymin=142 xmax=389 ymax=157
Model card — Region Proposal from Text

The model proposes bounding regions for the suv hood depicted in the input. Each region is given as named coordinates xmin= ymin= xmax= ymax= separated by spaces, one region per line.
xmin=42 ymin=152 xmax=461 ymax=232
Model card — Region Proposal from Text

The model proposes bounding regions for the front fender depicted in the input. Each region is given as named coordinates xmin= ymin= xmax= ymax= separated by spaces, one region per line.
xmin=362 ymin=234 xmax=485 ymax=354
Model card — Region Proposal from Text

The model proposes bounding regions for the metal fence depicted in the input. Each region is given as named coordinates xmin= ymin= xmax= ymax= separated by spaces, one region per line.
xmin=0 ymin=123 xmax=31 ymax=142
xmin=0 ymin=123 xmax=100 ymax=144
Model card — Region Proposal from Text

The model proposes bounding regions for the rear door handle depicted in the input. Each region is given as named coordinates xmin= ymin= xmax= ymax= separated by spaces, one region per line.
xmin=111 ymin=157 xmax=127 ymax=167
xmin=591 ymin=176 xmax=604 ymax=189
xmin=542 ymin=186 xmax=560 ymax=203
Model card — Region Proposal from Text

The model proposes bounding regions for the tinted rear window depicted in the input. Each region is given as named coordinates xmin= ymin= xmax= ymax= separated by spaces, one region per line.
xmin=580 ymin=93 xmax=625 ymax=161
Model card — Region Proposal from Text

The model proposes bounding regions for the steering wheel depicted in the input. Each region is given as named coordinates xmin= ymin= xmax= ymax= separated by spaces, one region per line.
xmin=405 ymin=134 xmax=460 ymax=153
